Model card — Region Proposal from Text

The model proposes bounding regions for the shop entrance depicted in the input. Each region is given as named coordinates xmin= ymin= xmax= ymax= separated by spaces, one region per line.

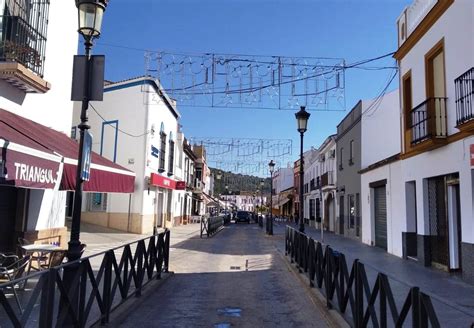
xmin=0 ymin=186 xmax=18 ymax=252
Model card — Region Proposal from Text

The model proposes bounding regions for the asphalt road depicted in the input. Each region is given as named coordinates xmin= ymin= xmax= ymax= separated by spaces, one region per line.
xmin=118 ymin=222 xmax=335 ymax=328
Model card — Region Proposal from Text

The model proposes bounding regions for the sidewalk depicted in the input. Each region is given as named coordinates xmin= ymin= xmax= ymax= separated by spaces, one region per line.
xmin=272 ymin=221 xmax=474 ymax=326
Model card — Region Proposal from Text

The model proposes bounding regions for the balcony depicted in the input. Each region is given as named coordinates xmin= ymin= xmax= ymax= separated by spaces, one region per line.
xmin=0 ymin=11 xmax=50 ymax=93
xmin=321 ymin=171 xmax=335 ymax=188
xmin=193 ymin=179 xmax=203 ymax=193
xmin=410 ymin=97 xmax=447 ymax=146
xmin=455 ymin=67 xmax=474 ymax=132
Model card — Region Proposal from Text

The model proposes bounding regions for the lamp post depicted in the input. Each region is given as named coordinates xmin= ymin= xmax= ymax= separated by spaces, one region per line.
xmin=260 ymin=180 xmax=264 ymax=218
xmin=253 ymin=191 xmax=257 ymax=222
xmin=225 ymin=184 xmax=228 ymax=212
xmin=63 ymin=0 xmax=108 ymax=322
xmin=268 ymin=160 xmax=275 ymax=235
xmin=295 ymin=106 xmax=310 ymax=233
xmin=216 ymin=171 xmax=222 ymax=216
xmin=70 ymin=0 xmax=108 ymax=263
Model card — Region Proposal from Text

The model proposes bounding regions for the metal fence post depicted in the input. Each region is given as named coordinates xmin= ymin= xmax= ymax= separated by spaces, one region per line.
xmin=39 ymin=269 xmax=56 ymax=328
xmin=411 ymin=287 xmax=420 ymax=328
xmin=101 ymin=252 xmax=112 ymax=325
xmin=354 ymin=259 xmax=363 ymax=328
xmin=164 ymin=229 xmax=170 ymax=272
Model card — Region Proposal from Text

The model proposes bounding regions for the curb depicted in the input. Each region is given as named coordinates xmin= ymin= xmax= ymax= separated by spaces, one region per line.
xmin=274 ymin=247 xmax=349 ymax=328
xmin=95 ymin=271 xmax=175 ymax=327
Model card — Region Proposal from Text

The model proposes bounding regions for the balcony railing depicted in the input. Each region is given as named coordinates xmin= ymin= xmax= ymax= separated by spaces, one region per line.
xmin=0 ymin=13 xmax=48 ymax=77
xmin=455 ymin=67 xmax=474 ymax=127
xmin=410 ymin=97 xmax=447 ymax=145
xmin=321 ymin=171 xmax=335 ymax=187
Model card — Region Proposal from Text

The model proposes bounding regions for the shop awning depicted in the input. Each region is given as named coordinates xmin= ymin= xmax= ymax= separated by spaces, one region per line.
xmin=0 ymin=108 xmax=135 ymax=193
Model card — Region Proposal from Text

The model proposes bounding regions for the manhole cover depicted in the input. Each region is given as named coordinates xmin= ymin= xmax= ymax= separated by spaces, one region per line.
xmin=217 ymin=307 xmax=242 ymax=317
xmin=229 ymin=266 xmax=241 ymax=270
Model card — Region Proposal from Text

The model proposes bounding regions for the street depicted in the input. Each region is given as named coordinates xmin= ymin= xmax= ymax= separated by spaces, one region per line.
xmin=118 ymin=222 xmax=335 ymax=328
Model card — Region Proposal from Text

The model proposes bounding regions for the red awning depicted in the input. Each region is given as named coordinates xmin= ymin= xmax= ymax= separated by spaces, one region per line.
xmin=0 ymin=108 xmax=135 ymax=193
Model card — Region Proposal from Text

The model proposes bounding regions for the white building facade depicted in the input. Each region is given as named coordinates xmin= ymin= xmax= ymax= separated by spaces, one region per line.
xmin=360 ymin=90 xmax=401 ymax=253
xmin=317 ymin=135 xmax=338 ymax=232
xmin=380 ymin=0 xmax=474 ymax=282
xmin=302 ymin=149 xmax=320 ymax=225
xmin=0 ymin=1 xmax=78 ymax=250
xmin=73 ymin=76 xmax=185 ymax=233
xmin=271 ymin=167 xmax=294 ymax=216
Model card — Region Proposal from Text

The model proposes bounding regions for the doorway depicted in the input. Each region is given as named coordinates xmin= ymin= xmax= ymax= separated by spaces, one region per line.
xmin=339 ymin=195 xmax=344 ymax=235
xmin=428 ymin=176 xmax=449 ymax=269
xmin=374 ymin=185 xmax=388 ymax=250
xmin=156 ymin=190 xmax=164 ymax=228
xmin=405 ymin=181 xmax=418 ymax=259
xmin=0 ymin=186 xmax=18 ymax=252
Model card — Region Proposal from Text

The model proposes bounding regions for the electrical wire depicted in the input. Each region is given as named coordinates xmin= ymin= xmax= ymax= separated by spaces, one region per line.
xmin=89 ymin=103 xmax=150 ymax=138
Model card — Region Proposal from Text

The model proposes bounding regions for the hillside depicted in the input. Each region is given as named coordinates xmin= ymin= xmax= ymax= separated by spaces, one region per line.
xmin=210 ymin=168 xmax=272 ymax=195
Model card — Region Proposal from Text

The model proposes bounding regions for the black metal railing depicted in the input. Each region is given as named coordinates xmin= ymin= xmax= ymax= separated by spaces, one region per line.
xmin=285 ymin=227 xmax=440 ymax=327
xmin=0 ymin=230 xmax=170 ymax=327
xmin=0 ymin=1 xmax=49 ymax=77
xmin=410 ymin=97 xmax=447 ymax=144
xmin=200 ymin=215 xmax=229 ymax=238
xmin=455 ymin=67 xmax=474 ymax=126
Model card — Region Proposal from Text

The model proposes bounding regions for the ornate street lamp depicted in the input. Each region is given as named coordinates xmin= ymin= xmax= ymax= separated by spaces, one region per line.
xmin=260 ymin=180 xmax=264 ymax=217
xmin=216 ymin=171 xmax=222 ymax=216
xmin=63 ymin=0 xmax=108 ymax=322
xmin=295 ymin=106 xmax=310 ymax=233
xmin=77 ymin=0 xmax=108 ymax=40
xmin=69 ymin=0 xmax=108 ymax=264
xmin=225 ymin=185 xmax=229 ymax=211
xmin=268 ymin=160 xmax=275 ymax=235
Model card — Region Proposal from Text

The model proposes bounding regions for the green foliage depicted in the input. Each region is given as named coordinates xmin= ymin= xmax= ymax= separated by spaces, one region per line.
xmin=210 ymin=168 xmax=271 ymax=195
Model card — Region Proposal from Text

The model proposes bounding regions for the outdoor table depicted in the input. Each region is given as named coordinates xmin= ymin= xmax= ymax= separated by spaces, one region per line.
xmin=21 ymin=244 xmax=61 ymax=253
xmin=21 ymin=244 xmax=64 ymax=272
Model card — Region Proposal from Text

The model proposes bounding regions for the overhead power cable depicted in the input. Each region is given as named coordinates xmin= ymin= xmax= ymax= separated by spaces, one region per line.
xmin=89 ymin=103 xmax=150 ymax=138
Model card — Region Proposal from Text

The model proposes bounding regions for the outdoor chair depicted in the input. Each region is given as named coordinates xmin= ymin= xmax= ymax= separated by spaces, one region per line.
xmin=0 ymin=255 xmax=31 ymax=313
xmin=40 ymin=250 xmax=67 ymax=270
xmin=17 ymin=237 xmax=48 ymax=271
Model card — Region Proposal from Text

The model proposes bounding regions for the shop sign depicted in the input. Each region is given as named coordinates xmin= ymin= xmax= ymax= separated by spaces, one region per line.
xmin=150 ymin=172 xmax=176 ymax=190
xmin=471 ymin=144 xmax=474 ymax=166
xmin=176 ymin=181 xmax=186 ymax=190
xmin=151 ymin=145 xmax=159 ymax=158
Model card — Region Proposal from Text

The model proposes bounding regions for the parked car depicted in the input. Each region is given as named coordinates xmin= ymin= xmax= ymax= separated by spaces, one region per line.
xmin=235 ymin=210 xmax=251 ymax=224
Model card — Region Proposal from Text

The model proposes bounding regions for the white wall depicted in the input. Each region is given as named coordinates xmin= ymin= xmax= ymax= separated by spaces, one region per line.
xmin=401 ymin=136 xmax=474 ymax=243
xmin=0 ymin=1 xmax=77 ymax=133
xmin=361 ymin=89 xmax=400 ymax=168
xmin=274 ymin=168 xmax=293 ymax=193
xmin=361 ymin=161 xmax=404 ymax=256
xmin=399 ymin=0 xmax=474 ymax=138
xmin=0 ymin=2 xmax=77 ymax=231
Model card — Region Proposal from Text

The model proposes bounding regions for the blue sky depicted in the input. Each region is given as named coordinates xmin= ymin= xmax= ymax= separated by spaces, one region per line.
xmin=92 ymin=0 xmax=411 ymax=169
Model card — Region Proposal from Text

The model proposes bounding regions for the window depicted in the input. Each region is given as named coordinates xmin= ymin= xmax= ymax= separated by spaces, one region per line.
xmin=349 ymin=140 xmax=354 ymax=165
xmin=159 ymin=131 xmax=166 ymax=172
xmin=402 ymin=71 xmax=413 ymax=129
xmin=195 ymin=168 xmax=202 ymax=181
xmin=348 ymin=194 xmax=355 ymax=229
xmin=88 ymin=193 xmax=107 ymax=212
xmin=309 ymin=199 xmax=315 ymax=220
xmin=315 ymin=198 xmax=321 ymax=221
xmin=168 ymin=139 xmax=175 ymax=175
xmin=0 ymin=1 xmax=50 ymax=77
xmin=339 ymin=147 xmax=343 ymax=170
